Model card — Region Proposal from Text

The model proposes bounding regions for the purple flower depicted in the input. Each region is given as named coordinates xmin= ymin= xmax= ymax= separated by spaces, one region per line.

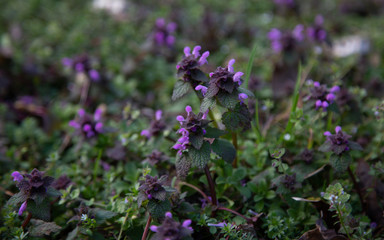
xmin=309 ymin=82 xmax=340 ymax=111
xmin=195 ymin=85 xmax=208 ymax=96
xmin=268 ymin=29 xmax=281 ymax=41
xmin=69 ymin=109 xmax=104 ymax=139
xmin=153 ymin=18 xmax=177 ymax=48
xmin=208 ymin=222 xmax=227 ymax=228
xmin=238 ymin=93 xmax=248 ymax=103
xmin=321 ymin=126 xmax=353 ymax=155
xmin=149 ymin=212 xmax=193 ymax=239
xmin=176 ymin=45 xmax=210 ymax=85
xmin=18 ymin=201 xmax=27 ymax=216
xmin=140 ymin=109 xmax=166 ymax=139
xmin=292 ymin=24 xmax=304 ymax=41
xmin=62 ymin=57 xmax=73 ymax=67
xmin=11 ymin=171 xmax=23 ymax=182
xmin=307 ymin=15 xmax=327 ymax=42
xmin=89 ymin=69 xmax=100 ymax=81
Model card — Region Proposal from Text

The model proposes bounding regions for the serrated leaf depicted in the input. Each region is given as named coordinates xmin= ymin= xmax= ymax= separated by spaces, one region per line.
xmin=205 ymin=84 xmax=220 ymax=98
xmin=191 ymin=69 xmax=208 ymax=82
xmin=211 ymin=139 xmax=236 ymax=164
xmin=348 ymin=141 xmax=363 ymax=151
xmin=200 ymin=97 xmax=215 ymax=113
xmin=147 ymin=199 xmax=171 ymax=219
xmin=176 ymin=154 xmax=191 ymax=179
xmin=172 ymin=80 xmax=192 ymax=101
xmin=204 ymin=126 xmax=226 ymax=138
xmin=47 ymin=187 xmax=63 ymax=198
xmin=189 ymin=133 xmax=204 ymax=149
xmin=27 ymin=198 xmax=51 ymax=221
xmin=188 ymin=141 xmax=211 ymax=168
xmin=238 ymin=87 xmax=255 ymax=98
xmin=30 ymin=219 xmax=62 ymax=237
xmin=217 ymin=91 xmax=239 ymax=109
xmin=222 ymin=103 xmax=252 ymax=131
xmin=329 ymin=153 xmax=352 ymax=172
xmin=137 ymin=192 xmax=146 ymax=207
xmin=6 ymin=191 xmax=28 ymax=207
xmin=318 ymin=141 xmax=332 ymax=152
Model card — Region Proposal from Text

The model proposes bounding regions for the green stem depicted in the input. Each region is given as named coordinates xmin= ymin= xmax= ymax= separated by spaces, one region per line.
xmin=279 ymin=64 xmax=303 ymax=144
xmin=93 ymin=149 xmax=102 ymax=184
xmin=335 ymin=204 xmax=352 ymax=240
xmin=232 ymin=132 xmax=238 ymax=168
xmin=117 ymin=211 xmax=129 ymax=240
xmin=208 ymin=111 xmax=219 ymax=128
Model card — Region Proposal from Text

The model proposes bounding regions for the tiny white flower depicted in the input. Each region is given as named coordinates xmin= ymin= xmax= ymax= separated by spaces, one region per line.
xmin=284 ymin=134 xmax=291 ymax=141
xmin=81 ymin=214 xmax=88 ymax=221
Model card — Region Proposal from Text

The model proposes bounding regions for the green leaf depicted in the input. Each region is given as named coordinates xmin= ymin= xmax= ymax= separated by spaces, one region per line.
xmin=200 ymin=97 xmax=215 ymax=113
xmin=238 ymin=87 xmax=255 ymax=98
xmin=204 ymin=126 xmax=226 ymax=138
xmin=189 ymin=133 xmax=204 ymax=149
xmin=318 ymin=141 xmax=332 ymax=152
xmin=217 ymin=91 xmax=239 ymax=109
xmin=329 ymin=153 xmax=352 ymax=172
xmin=6 ymin=191 xmax=28 ymax=207
xmin=90 ymin=208 xmax=117 ymax=224
xmin=191 ymin=69 xmax=208 ymax=82
xmin=27 ymin=198 xmax=51 ymax=221
xmin=47 ymin=187 xmax=62 ymax=198
xmin=222 ymin=103 xmax=252 ymax=131
xmin=30 ymin=219 xmax=62 ymax=237
xmin=211 ymin=139 xmax=236 ymax=164
xmin=348 ymin=141 xmax=363 ymax=151
xmin=66 ymin=226 xmax=79 ymax=240
xmin=147 ymin=199 xmax=171 ymax=219
xmin=232 ymin=168 xmax=247 ymax=181
xmin=175 ymin=154 xmax=192 ymax=179
xmin=188 ymin=141 xmax=211 ymax=168
xmin=172 ymin=80 xmax=191 ymax=101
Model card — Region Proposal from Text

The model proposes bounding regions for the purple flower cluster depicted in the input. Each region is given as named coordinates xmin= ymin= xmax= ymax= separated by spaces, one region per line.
xmin=309 ymin=81 xmax=340 ymax=111
xmin=61 ymin=55 xmax=100 ymax=81
xmin=153 ymin=18 xmax=177 ymax=47
xmin=11 ymin=169 xmax=54 ymax=216
xmin=69 ymin=108 xmax=104 ymax=138
xmin=141 ymin=110 xmax=166 ymax=139
xmin=323 ymin=126 xmax=351 ymax=155
xmin=138 ymin=175 xmax=167 ymax=202
xmin=176 ymin=45 xmax=209 ymax=85
xmin=205 ymin=59 xmax=248 ymax=101
xmin=150 ymin=212 xmax=193 ymax=240
xmin=172 ymin=106 xmax=210 ymax=155
xmin=307 ymin=15 xmax=327 ymax=42
xmin=268 ymin=25 xmax=304 ymax=53
xmin=268 ymin=15 xmax=327 ymax=53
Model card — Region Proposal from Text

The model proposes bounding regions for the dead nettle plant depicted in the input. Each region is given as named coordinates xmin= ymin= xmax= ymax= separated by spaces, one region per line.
xmin=170 ymin=45 xmax=257 ymax=225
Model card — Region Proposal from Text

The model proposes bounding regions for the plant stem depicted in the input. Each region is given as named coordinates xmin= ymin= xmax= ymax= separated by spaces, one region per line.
xmin=217 ymin=207 xmax=252 ymax=223
xmin=141 ymin=214 xmax=152 ymax=240
xmin=208 ymin=111 xmax=219 ymax=128
xmin=253 ymin=99 xmax=264 ymax=143
xmin=179 ymin=181 xmax=211 ymax=203
xmin=232 ymin=132 xmax=238 ymax=168
xmin=93 ymin=149 xmax=102 ymax=184
xmin=335 ymin=204 xmax=352 ymax=240
xmin=347 ymin=166 xmax=364 ymax=208
xmin=204 ymin=165 xmax=217 ymax=206
xmin=22 ymin=212 xmax=32 ymax=229
xmin=117 ymin=211 xmax=129 ymax=240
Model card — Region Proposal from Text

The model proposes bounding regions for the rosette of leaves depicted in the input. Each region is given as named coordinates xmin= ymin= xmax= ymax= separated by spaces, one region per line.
xmin=172 ymin=46 xmax=210 ymax=100
xmin=174 ymin=110 xmax=237 ymax=178
xmin=137 ymin=175 xmax=175 ymax=218
xmin=202 ymin=59 xmax=252 ymax=132
xmin=319 ymin=126 xmax=362 ymax=172
xmin=7 ymin=169 xmax=61 ymax=222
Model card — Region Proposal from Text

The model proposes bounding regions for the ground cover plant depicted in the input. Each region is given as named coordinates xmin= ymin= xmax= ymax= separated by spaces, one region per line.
xmin=1 ymin=0 xmax=384 ymax=239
